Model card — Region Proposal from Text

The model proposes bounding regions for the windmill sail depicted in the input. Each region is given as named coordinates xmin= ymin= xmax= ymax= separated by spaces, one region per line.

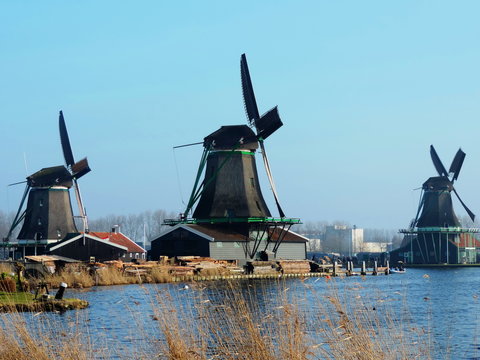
xmin=59 ymin=111 xmax=75 ymax=167
xmin=240 ymin=54 xmax=285 ymax=217
xmin=240 ymin=53 xmax=260 ymax=124
xmin=452 ymin=187 xmax=475 ymax=222
xmin=59 ymin=111 xmax=89 ymax=230
xmin=449 ymin=149 xmax=466 ymax=182
xmin=430 ymin=145 xmax=448 ymax=177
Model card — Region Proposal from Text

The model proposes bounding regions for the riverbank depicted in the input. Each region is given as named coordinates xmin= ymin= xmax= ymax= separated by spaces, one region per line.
xmin=0 ymin=291 xmax=88 ymax=312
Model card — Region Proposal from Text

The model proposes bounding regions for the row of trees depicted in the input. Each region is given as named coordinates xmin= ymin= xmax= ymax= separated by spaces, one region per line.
xmin=1 ymin=210 xmax=478 ymax=249
xmin=0 ymin=211 xmax=15 ymax=240
xmin=87 ymin=209 xmax=177 ymax=244
xmin=0 ymin=209 xmax=177 ymax=245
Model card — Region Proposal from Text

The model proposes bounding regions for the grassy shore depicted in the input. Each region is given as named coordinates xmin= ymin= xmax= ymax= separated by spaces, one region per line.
xmin=0 ymin=291 xmax=88 ymax=312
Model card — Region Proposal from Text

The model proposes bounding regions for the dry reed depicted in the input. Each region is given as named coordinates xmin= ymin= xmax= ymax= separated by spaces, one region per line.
xmin=0 ymin=313 xmax=90 ymax=360
xmin=45 ymin=268 xmax=95 ymax=289
xmin=153 ymin=279 xmax=430 ymax=360
xmin=43 ymin=265 xmax=176 ymax=289
xmin=0 ymin=263 xmax=14 ymax=275
xmin=0 ymin=278 xmax=432 ymax=360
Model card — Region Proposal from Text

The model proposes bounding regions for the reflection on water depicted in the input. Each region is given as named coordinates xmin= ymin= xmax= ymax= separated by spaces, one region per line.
xmin=4 ymin=268 xmax=480 ymax=359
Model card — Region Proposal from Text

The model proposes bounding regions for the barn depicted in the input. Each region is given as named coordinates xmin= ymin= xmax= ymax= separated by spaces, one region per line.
xmin=88 ymin=228 xmax=146 ymax=261
xmin=47 ymin=233 xmax=127 ymax=262
xmin=150 ymin=223 xmax=307 ymax=266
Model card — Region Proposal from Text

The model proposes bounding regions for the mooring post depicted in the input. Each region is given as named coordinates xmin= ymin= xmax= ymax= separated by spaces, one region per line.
xmin=385 ymin=260 xmax=390 ymax=275
xmin=333 ymin=261 xmax=337 ymax=276
xmin=55 ymin=282 xmax=67 ymax=300
xmin=361 ymin=261 xmax=366 ymax=276
xmin=373 ymin=260 xmax=378 ymax=276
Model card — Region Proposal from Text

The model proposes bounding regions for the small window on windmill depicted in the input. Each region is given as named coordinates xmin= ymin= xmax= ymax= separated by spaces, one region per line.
xmin=57 ymin=229 xmax=62 ymax=238
xmin=39 ymin=199 xmax=44 ymax=207
xmin=37 ymin=218 xmax=42 ymax=226
xmin=250 ymin=178 xmax=255 ymax=188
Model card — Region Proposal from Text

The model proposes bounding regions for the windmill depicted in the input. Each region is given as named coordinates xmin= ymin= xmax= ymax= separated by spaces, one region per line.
xmin=394 ymin=145 xmax=478 ymax=264
xmin=6 ymin=111 xmax=90 ymax=255
xmin=184 ymin=54 xmax=285 ymax=220
xmin=170 ymin=54 xmax=300 ymax=260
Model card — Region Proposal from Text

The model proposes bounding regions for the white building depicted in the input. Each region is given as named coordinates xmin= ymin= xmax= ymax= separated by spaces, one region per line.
xmin=323 ymin=225 xmax=364 ymax=256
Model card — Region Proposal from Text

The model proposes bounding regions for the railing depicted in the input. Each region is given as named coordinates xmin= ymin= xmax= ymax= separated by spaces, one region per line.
xmin=399 ymin=227 xmax=480 ymax=233
xmin=164 ymin=217 xmax=302 ymax=226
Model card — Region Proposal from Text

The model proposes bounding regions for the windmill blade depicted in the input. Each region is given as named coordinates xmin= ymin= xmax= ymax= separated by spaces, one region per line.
xmin=71 ymin=158 xmax=91 ymax=179
xmin=449 ymin=148 xmax=466 ymax=182
xmin=59 ymin=110 xmax=75 ymax=168
xmin=452 ymin=186 xmax=475 ymax=222
xmin=259 ymin=142 xmax=285 ymax=218
xmin=72 ymin=178 xmax=89 ymax=231
xmin=256 ymin=106 xmax=283 ymax=140
xmin=59 ymin=111 xmax=89 ymax=229
xmin=240 ymin=53 xmax=260 ymax=125
xmin=241 ymin=54 xmax=285 ymax=216
xmin=430 ymin=145 xmax=448 ymax=177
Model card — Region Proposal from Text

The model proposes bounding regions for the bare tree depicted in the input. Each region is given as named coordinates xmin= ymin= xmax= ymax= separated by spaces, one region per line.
xmin=88 ymin=209 xmax=176 ymax=244
xmin=0 ymin=211 xmax=16 ymax=240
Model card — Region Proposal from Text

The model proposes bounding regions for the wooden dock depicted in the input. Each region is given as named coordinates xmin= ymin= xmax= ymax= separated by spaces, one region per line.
xmin=168 ymin=269 xmax=390 ymax=283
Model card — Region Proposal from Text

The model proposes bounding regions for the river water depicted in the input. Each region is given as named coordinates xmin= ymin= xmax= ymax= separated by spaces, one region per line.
xmin=6 ymin=267 xmax=480 ymax=359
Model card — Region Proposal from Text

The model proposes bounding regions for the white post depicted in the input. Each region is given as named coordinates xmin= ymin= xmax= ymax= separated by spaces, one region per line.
xmin=143 ymin=223 xmax=147 ymax=251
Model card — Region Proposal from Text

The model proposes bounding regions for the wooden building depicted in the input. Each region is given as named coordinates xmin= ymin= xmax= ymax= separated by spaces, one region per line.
xmin=88 ymin=228 xmax=146 ymax=261
xmin=150 ymin=224 xmax=308 ymax=266
xmin=47 ymin=233 xmax=127 ymax=262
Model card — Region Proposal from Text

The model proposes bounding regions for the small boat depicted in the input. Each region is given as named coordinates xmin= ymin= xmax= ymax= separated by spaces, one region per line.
xmin=390 ymin=268 xmax=406 ymax=274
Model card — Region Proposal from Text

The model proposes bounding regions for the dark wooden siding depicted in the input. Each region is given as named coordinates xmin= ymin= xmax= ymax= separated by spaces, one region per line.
xmin=48 ymin=237 xmax=126 ymax=262
xmin=150 ymin=228 xmax=210 ymax=260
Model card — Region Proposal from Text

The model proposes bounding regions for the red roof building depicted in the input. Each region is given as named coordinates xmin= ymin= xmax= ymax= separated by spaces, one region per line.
xmin=88 ymin=229 xmax=146 ymax=261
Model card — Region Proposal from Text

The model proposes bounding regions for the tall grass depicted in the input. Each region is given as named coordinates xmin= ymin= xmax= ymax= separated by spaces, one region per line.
xmin=153 ymin=279 xmax=430 ymax=360
xmin=0 ymin=278 xmax=431 ymax=359
xmin=0 ymin=313 xmax=90 ymax=360
xmin=43 ymin=265 xmax=174 ymax=289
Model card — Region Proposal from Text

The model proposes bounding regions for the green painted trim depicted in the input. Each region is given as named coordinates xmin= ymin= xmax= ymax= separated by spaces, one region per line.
xmin=209 ymin=150 xmax=254 ymax=156
xmin=399 ymin=227 xmax=480 ymax=234
xmin=164 ymin=217 xmax=301 ymax=226
xmin=31 ymin=188 xmax=69 ymax=192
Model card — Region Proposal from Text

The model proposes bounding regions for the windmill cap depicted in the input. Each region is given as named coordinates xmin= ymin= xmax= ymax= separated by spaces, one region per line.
xmin=423 ymin=176 xmax=453 ymax=191
xmin=204 ymin=125 xmax=258 ymax=150
xmin=27 ymin=166 xmax=73 ymax=187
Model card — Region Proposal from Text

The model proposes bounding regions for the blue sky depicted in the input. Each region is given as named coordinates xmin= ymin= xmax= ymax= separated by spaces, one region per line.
xmin=1 ymin=1 xmax=480 ymax=229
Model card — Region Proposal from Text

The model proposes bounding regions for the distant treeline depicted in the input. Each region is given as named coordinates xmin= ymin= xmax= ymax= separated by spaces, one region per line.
xmin=0 ymin=209 xmax=177 ymax=244
xmin=1 ymin=210 xmax=478 ymax=248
